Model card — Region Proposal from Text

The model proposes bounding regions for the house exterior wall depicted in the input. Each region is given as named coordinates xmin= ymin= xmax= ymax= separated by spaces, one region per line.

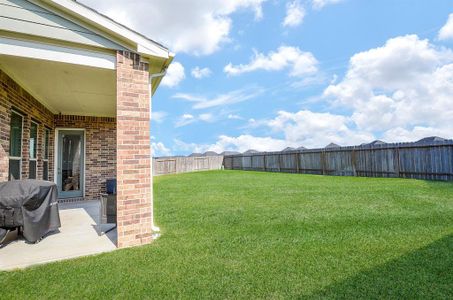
xmin=116 ymin=50 xmax=153 ymax=248
xmin=0 ymin=69 xmax=55 ymax=182
xmin=54 ymin=115 xmax=116 ymax=200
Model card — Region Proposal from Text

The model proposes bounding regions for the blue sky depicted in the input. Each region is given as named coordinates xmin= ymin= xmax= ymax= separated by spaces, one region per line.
xmin=81 ymin=0 xmax=453 ymax=156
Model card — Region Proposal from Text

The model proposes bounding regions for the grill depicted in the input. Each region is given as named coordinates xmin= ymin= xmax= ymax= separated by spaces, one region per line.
xmin=0 ymin=180 xmax=61 ymax=247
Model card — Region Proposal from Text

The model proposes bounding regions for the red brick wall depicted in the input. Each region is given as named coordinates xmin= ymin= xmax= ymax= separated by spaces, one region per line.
xmin=54 ymin=115 xmax=116 ymax=199
xmin=0 ymin=69 xmax=54 ymax=182
xmin=1 ymin=69 xmax=116 ymax=202
xmin=116 ymin=51 xmax=153 ymax=248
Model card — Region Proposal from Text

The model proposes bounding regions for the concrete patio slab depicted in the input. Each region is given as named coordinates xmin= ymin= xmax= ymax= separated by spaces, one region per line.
xmin=0 ymin=201 xmax=117 ymax=271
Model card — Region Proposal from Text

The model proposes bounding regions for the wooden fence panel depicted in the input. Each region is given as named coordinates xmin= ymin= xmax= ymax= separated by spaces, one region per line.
xmin=280 ymin=153 xmax=298 ymax=173
xmin=299 ymin=151 xmax=323 ymax=175
xmin=194 ymin=157 xmax=205 ymax=170
xmin=355 ymin=147 xmax=397 ymax=178
xmin=223 ymin=156 xmax=233 ymax=169
xmin=153 ymin=156 xmax=224 ymax=176
xmin=251 ymin=155 xmax=265 ymax=171
xmin=265 ymin=154 xmax=280 ymax=172
xmin=324 ymin=149 xmax=355 ymax=176
xmin=232 ymin=156 xmax=243 ymax=170
xmin=223 ymin=141 xmax=453 ymax=181
xmin=242 ymin=156 xmax=252 ymax=171
xmin=154 ymin=159 xmax=176 ymax=175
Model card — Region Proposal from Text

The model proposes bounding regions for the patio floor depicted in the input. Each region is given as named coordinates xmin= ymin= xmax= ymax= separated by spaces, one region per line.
xmin=0 ymin=201 xmax=117 ymax=271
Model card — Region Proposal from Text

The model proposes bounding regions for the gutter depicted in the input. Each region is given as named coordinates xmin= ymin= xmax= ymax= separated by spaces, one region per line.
xmin=148 ymin=69 xmax=167 ymax=237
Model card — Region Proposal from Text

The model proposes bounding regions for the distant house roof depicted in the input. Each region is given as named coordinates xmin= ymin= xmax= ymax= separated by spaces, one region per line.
xmin=244 ymin=149 xmax=259 ymax=154
xmin=221 ymin=151 xmax=240 ymax=156
xmin=282 ymin=147 xmax=296 ymax=152
xmin=297 ymin=146 xmax=307 ymax=150
xmin=325 ymin=143 xmax=341 ymax=149
xmin=362 ymin=140 xmax=387 ymax=146
xmin=188 ymin=153 xmax=202 ymax=157
xmin=203 ymin=151 xmax=218 ymax=157
xmin=415 ymin=136 xmax=447 ymax=144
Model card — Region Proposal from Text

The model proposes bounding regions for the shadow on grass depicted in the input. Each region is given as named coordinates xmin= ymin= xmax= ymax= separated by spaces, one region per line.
xmin=310 ymin=234 xmax=453 ymax=299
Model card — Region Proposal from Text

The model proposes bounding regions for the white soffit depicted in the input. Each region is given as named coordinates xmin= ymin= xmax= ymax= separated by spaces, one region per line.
xmin=0 ymin=54 xmax=117 ymax=117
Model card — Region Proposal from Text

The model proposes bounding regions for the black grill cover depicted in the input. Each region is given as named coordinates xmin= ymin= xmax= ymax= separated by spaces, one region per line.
xmin=0 ymin=180 xmax=61 ymax=243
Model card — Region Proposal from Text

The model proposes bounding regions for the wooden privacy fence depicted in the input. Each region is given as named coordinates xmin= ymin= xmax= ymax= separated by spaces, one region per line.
xmin=223 ymin=141 xmax=453 ymax=181
xmin=153 ymin=155 xmax=224 ymax=176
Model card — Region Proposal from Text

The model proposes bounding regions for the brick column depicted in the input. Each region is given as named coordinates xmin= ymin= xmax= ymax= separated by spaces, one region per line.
xmin=116 ymin=51 xmax=153 ymax=248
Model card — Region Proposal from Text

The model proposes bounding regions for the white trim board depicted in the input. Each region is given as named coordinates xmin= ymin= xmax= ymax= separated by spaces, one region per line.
xmin=0 ymin=37 xmax=116 ymax=69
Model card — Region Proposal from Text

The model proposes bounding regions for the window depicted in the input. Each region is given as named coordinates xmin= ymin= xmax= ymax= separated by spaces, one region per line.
xmin=43 ymin=128 xmax=50 ymax=181
xmin=9 ymin=111 xmax=23 ymax=180
xmin=29 ymin=121 xmax=38 ymax=179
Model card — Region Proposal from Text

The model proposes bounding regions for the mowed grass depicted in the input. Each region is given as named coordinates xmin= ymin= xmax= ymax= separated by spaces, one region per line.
xmin=1 ymin=170 xmax=453 ymax=299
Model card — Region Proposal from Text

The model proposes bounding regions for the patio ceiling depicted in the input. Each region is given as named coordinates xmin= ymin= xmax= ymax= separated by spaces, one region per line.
xmin=0 ymin=54 xmax=116 ymax=117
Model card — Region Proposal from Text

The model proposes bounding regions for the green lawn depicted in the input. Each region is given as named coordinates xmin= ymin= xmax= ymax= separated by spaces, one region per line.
xmin=1 ymin=170 xmax=453 ymax=299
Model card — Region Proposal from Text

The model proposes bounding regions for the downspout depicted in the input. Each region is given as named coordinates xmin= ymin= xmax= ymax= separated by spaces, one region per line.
xmin=148 ymin=68 xmax=167 ymax=237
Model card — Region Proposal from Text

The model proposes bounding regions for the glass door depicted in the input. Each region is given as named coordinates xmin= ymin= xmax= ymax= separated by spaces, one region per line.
xmin=57 ymin=130 xmax=84 ymax=198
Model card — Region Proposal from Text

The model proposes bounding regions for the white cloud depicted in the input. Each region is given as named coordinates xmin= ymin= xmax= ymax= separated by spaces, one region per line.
xmin=152 ymin=141 xmax=172 ymax=157
xmin=80 ymin=0 xmax=266 ymax=55
xmin=324 ymin=34 xmax=453 ymax=141
xmin=173 ymin=139 xmax=208 ymax=154
xmin=174 ymin=108 xmax=374 ymax=153
xmin=191 ymin=67 xmax=212 ymax=79
xmin=438 ymin=13 xmax=453 ymax=41
xmin=172 ymin=34 xmax=453 ymax=155
xmin=382 ymin=126 xmax=453 ymax=143
xmin=312 ymin=0 xmax=343 ymax=10
xmin=173 ymin=87 xmax=264 ymax=109
xmin=224 ymin=46 xmax=318 ymax=77
xmin=171 ymin=94 xmax=205 ymax=103
xmin=209 ymin=135 xmax=289 ymax=152
xmin=161 ymin=62 xmax=185 ymax=87
xmin=283 ymin=1 xmax=305 ymax=27
xmin=228 ymin=114 xmax=243 ymax=120
xmin=175 ymin=135 xmax=288 ymax=153
xmin=152 ymin=111 xmax=168 ymax=123
xmin=290 ymin=74 xmax=328 ymax=89
xmin=174 ymin=113 xmax=216 ymax=128
xmin=266 ymin=110 xmax=373 ymax=147
xmin=199 ymin=113 xmax=215 ymax=122
xmin=175 ymin=114 xmax=195 ymax=128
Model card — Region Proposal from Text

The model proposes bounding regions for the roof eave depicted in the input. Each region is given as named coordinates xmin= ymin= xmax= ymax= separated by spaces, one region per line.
xmin=44 ymin=0 xmax=171 ymax=60
xmin=151 ymin=54 xmax=174 ymax=96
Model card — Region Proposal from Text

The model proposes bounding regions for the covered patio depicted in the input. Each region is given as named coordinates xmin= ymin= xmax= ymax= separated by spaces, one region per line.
xmin=0 ymin=0 xmax=173 ymax=260
xmin=0 ymin=201 xmax=117 ymax=271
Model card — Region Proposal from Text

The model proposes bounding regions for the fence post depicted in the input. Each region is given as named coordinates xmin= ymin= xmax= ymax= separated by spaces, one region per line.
xmin=321 ymin=151 xmax=326 ymax=175
xmin=295 ymin=152 xmax=300 ymax=174
xmin=395 ymin=146 xmax=401 ymax=178
xmin=263 ymin=153 xmax=267 ymax=172
xmin=351 ymin=148 xmax=357 ymax=177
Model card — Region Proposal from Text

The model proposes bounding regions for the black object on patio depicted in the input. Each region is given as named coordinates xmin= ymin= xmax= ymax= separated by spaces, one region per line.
xmin=0 ymin=180 xmax=61 ymax=244
xmin=99 ymin=178 xmax=117 ymax=235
